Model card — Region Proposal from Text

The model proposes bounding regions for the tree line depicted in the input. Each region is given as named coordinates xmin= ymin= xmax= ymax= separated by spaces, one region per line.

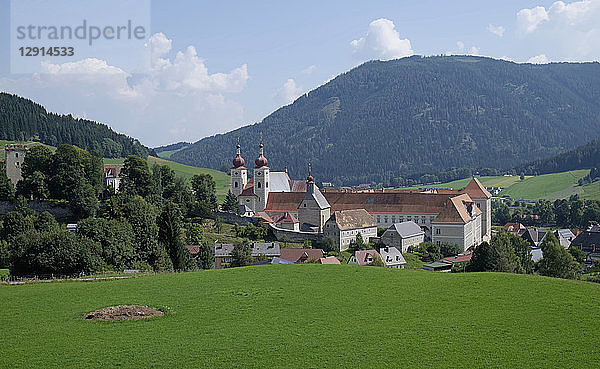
xmin=492 ymin=196 xmax=600 ymax=229
xmin=0 ymin=144 xmax=220 ymax=276
xmin=0 ymin=92 xmax=150 ymax=158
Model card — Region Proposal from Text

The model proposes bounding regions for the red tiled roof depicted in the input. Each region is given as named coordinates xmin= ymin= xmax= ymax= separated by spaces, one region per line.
xmin=441 ymin=253 xmax=472 ymax=264
xmin=431 ymin=194 xmax=480 ymax=224
xmin=277 ymin=212 xmax=299 ymax=224
xmin=280 ymin=248 xmax=324 ymax=263
xmin=463 ymin=178 xmax=492 ymax=199
xmin=186 ymin=245 xmax=201 ymax=255
xmin=353 ymin=249 xmax=380 ymax=266
xmin=319 ymin=256 xmax=341 ymax=264
xmin=240 ymin=185 xmax=257 ymax=197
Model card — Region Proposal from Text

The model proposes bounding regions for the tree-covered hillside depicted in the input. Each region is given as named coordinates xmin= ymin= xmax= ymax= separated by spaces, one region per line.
xmin=515 ymin=138 xmax=600 ymax=175
xmin=0 ymin=93 xmax=150 ymax=158
xmin=171 ymin=56 xmax=600 ymax=185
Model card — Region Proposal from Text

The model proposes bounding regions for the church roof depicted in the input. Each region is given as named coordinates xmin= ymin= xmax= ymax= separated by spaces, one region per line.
xmin=270 ymin=172 xmax=292 ymax=192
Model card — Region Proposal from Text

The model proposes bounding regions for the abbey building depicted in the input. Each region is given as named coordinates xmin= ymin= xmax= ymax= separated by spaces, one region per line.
xmin=230 ymin=143 xmax=491 ymax=252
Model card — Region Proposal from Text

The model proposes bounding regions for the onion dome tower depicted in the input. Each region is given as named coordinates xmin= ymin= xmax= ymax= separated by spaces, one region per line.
xmin=230 ymin=139 xmax=247 ymax=197
xmin=253 ymin=134 xmax=270 ymax=211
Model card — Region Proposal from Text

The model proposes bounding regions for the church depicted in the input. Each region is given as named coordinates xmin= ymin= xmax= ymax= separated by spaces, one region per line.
xmin=230 ymin=143 xmax=491 ymax=251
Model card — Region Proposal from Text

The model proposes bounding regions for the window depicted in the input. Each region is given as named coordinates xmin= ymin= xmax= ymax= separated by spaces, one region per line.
xmin=391 ymin=216 xmax=396 ymax=223
xmin=246 ymin=199 xmax=250 ymax=203
xmin=234 ymin=182 xmax=239 ymax=188
xmin=304 ymin=203 xmax=306 ymax=207
xmin=15 ymin=153 xmax=18 ymax=158
xmin=435 ymin=228 xmax=441 ymax=235
xmin=257 ymin=182 xmax=261 ymax=188
xmin=436 ymin=241 xmax=441 ymax=246
xmin=266 ymin=182 xmax=269 ymax=188
xmin=377 ymin=216 xmax=381 ymax=222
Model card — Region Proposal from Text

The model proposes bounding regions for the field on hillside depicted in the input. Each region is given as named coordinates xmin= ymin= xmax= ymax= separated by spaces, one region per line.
xmin=156 ymin=146 xmax=189 ymax=159
xmin=402 ymin=170 xmax=595 ymax=200
xmin=104 ymin=156 xmax=230 ymax=200
xmin=1 ymin=265 xmax=600 ymax=368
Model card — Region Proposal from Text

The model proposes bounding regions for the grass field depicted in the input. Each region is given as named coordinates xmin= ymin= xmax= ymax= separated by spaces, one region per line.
xmin=156 ymin=146 xmax=189 ymax=159
xmin=403 ymin=170 xmax=595 ymax=201
xmin=104 ymin=156 xmax=230 ymax=200
xmin=1 ymin=265 xmax=600 ymax=368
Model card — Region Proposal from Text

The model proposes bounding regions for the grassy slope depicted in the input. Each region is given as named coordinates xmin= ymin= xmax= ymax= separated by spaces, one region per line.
xmin=1 ymin=265 xmax=600 ymax=368
xmin=156 ymin=146 xmax=188 ymax=159
xmin=402 ymin=170 xmax=593 ymax=200
xmin=104 ymin=156 xmax=230 ymax=200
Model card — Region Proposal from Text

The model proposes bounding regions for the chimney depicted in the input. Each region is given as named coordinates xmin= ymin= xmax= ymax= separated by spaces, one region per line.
xmin=284 ymin=166 xmax=288 ymax=174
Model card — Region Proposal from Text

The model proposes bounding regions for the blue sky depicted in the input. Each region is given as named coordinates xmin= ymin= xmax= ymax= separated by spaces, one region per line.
xmin=1 ymin=0 xmax=599 ymax=147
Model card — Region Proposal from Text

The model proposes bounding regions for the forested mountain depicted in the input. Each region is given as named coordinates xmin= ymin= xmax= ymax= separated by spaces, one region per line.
xmin=0 ymin=93 xmax=150 ymax=158
xmin=515 ymin=138 xmax=600 ymax=175
xmin=171 ymin=56 xmax=600 ymax=185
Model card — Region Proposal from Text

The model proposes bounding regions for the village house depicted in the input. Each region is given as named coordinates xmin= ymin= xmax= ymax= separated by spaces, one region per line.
xmin=348 ymin=249 xmax=381 ymax=266
xmin=322 ymin=209 xmax=378 ymax=251
xmin=570 ymin=227 xmax=600 ymax=263
xmin=213 ymin=242 xmax=281 ymax=269
xmin=279 ymin=248 xmax=324 ymax=263
xmin=521 ymin=228 xmax=549 ymax=247
xmin=555 ymin=229 xmax=575 ymax=249
xmin=380 ymin=221 xmax=424 ymax=253
xmin=318 ymin=256 xmax=341 ymax=264
xmin=103 ymin=164 xmax=124 ymax=193
xmin=378 ymin=246 xmax=407 ymax=268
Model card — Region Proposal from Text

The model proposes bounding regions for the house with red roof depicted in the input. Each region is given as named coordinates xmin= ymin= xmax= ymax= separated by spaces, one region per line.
xmin=348 ymin=249 xmax=382 ymax=266
xmin=280 ymin=248 xmax=324 ymax=263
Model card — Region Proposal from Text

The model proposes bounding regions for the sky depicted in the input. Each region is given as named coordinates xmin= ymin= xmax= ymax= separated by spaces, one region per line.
xmin=0 ymin=0 xmax=599 ymax=147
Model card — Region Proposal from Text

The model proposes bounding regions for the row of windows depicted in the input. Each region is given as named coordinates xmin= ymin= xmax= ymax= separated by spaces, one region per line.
xmin=376 ymin=215 xmax=434 ymax=224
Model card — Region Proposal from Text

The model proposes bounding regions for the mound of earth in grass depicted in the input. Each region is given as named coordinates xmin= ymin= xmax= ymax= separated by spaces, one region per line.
xmin=85 ymin=305 xmax=163 ymax=321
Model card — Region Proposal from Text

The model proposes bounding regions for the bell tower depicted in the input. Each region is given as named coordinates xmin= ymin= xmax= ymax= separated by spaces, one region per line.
xmin=253 ymin=136 xmax=269 ymax=212
xmin=230 ymin=140 xmax=247 ymax=197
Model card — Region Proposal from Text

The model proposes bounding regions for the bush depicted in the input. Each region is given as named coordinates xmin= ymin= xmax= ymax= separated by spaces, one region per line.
xmin=10 ymin=229 xmax=103 ymax=276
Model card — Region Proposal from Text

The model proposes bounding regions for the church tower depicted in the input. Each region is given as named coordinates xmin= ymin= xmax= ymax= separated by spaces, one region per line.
xmin=230 ymin=141 xmax=247 ymax=197
xmin=298 ymin=165 xmax=330 ymax=232
xmin=253 ymin=140 xmax=269 ymax=212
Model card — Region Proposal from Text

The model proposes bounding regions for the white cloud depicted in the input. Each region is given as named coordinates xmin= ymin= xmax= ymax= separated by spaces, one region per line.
xmin=468 ymin=46 xmax=481 ymax=55
xmin=527 ymin=54 xmax=550 ymax=64
xmin=350 ymin=18 xmax=414 ymax=61
xmin=487 ymin=24 xmax=506 ymax=37
xmin=517 ymin=6 xmax=550 ymax=33
xmin=456 ymin=41 xmax=465 ymax=51
xmin=302 ymin=65 xmax=317 ymax=74
xmin=0 ymin=33 xmax=250 ymax=146
xmin=276 ymin=79 xmax=304 ymax=105
xmin=516 ymin=1 xmax=600 ymax=60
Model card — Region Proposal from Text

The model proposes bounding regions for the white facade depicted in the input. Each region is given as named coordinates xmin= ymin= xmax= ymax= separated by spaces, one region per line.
xmin=431 ymin=213 xmax=482 ymax=252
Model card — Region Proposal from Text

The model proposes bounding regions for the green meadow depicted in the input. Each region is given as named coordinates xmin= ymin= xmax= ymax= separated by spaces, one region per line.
xmin=104 ymin=156 xmax=230 ymax=200
xmin=404 ymin=170 xmax=597 ymax=201
xmin=1 ymin=265 xmax=599 ymax=368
